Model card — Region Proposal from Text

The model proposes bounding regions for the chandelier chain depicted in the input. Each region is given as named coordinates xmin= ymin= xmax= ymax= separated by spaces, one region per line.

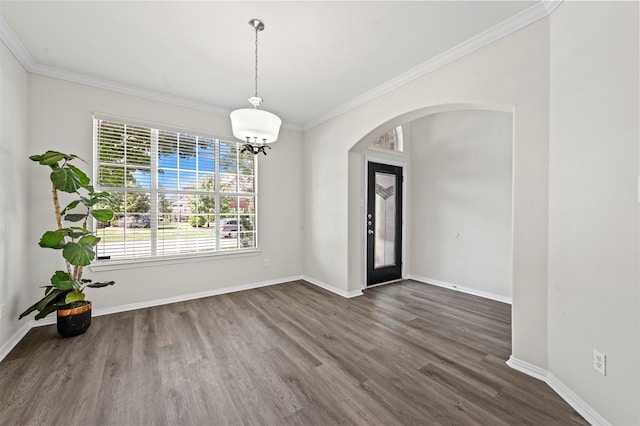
xmin=254 ymin=27 xmax=259 ymax=99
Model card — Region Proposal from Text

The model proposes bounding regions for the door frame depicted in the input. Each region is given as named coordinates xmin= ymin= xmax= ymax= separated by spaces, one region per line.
xmin=363 ymin=154 xmax=407 ymax=287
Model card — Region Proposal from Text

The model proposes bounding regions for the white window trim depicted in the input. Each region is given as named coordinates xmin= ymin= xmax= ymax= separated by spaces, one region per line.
xmin=89 ymin=248 xmax=261 ymax=272
xmin=92 ymin=112 xmax=259 ymax=266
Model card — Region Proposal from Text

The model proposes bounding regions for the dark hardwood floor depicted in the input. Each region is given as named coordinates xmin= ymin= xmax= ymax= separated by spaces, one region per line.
xmin=0 ymin=280 xmax=586 ymax=425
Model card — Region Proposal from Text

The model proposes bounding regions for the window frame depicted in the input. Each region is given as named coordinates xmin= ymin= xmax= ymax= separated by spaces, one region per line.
xmin=91 ymin=113 xmax=260 ymax=269
xmin=369 ymin=125 xmax=404 ymax=153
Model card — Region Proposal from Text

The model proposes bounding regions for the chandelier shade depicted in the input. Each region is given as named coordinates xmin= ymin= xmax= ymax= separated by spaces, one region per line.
xmin=230 ymin=19 xmax=281 ymax=153
xmin=230 ymin=107 xmax=281 ymax=144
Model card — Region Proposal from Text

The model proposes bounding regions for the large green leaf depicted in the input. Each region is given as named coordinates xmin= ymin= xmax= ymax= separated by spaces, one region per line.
xmin=50 ymin=270 xmax=70 ymax=285
xmin=19 ymin=300 xmax=40 ymax=319
xmin=52 ymin=280 xmax=81 ymax=291
xmin=30 ymin=151 xmax=76 ymax=166
xmin=50 ymin=167 xmax=83 ymax=193
xmin=68 ymin=227 xmax=91 ymax=239
xmin=64 ymin=213 xmax=87 ymax=222
xmin=60 ymin=200 xmax=80 ymax=215
xmin=82 ymin=197 xmax=99 ymax=207
xmin=39 ymin=230 xmax=67 ymax=249
xmin=79 ymin=234 xmax=100 ymax=246
xmin=64 ymin=290 xmax=85 ymax=305
xmin=62 ymin=241 xmax=95 ymax=266
xmin=67 ymin=164 xmax=90 ymax=187
xmin=85 ymin=280 xmax=115 ymax=288
xmin=34 ymin=298 xmax=67 ymax=320
xmin=36 ymin=289 xmax=62 ymax=312
xmin=91 ymin=209 xmax=114 ymax=222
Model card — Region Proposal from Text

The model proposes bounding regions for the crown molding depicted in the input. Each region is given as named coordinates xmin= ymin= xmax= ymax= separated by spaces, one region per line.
xmin=301 ymin=0 xmax=561 ymax=131
xmin=30 ymin=61 xmax=233 ymax=115
xmin=0 ymin=13 xmax=303 ymax=133
xmin=1 ymin=2 xmax=560 ymax=135
xmin=0 ymin=14 xmax=34 ymax=68
xmin=542 ymin=0 xmax=564 ymax=15
xmin=26 ymin=61 xmax=303 ymax=132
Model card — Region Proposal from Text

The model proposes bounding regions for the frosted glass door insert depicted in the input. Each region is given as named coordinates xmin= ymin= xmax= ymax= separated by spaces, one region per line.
xmin=374 ymin=172 xmax=396 ymax=268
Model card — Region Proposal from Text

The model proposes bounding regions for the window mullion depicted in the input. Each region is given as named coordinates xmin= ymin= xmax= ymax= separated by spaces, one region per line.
xmin=215 ymin=138 xmax=221 ymax=251
xmin=122 ymin=125 xmax=128 ymax=258
xmin=150 ymin=129 xmax=159 ymax=256
xmin=236 ymin=147 xmax=241 ymax=228
xmin=254 ymin=154 xmax=259 ymax=248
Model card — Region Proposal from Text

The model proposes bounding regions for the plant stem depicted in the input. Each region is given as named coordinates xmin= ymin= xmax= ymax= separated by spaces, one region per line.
xmin=52 ymin=183 xmax=73 ymax=277
xmin=75 ymin=207 xmax=91 ymax=282
xmin=72 ymin=264 xmax=83 ymax=282
xmin=52 ymin=183 xmax=63 ymax=230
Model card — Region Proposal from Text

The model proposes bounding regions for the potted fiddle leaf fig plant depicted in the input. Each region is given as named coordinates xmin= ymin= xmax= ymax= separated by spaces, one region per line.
xmin=19 ymin=150 xmax=115 ymax=337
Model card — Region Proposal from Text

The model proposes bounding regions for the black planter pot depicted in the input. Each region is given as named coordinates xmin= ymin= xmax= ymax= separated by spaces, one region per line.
xmin=57 ymin=302 xmax=92 ymax=338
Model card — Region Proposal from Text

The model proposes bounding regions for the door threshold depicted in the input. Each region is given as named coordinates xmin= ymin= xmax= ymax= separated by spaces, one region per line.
xmin=366 ymin=278 xmax=403 ymax=289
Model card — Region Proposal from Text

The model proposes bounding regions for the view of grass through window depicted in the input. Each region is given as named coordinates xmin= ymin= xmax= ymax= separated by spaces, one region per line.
xmin=93 ymin=117 xmax=257 ymax=260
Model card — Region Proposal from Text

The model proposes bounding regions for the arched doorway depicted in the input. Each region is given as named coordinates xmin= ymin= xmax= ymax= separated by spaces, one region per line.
xmin=348 ymin=103 xmax=514 ymax=301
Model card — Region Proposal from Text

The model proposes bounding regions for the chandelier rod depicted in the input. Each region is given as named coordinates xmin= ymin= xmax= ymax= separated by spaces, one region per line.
xmin=254 ymin=22 xmax=259 ymax=100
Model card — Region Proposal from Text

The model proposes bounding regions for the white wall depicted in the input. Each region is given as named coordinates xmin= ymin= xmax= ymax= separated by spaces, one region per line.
xmin=408 ymin=110 xmax=512 ymax=300
xmin=305 ymin=18 xmax=550 ymax=368
xmin=27 ymin=75 xmax=304 ymax=311
xmin=548 ymin=2 xmax=640 ymax=424
xmin=0 ymin=40 xmax=29 ymax=349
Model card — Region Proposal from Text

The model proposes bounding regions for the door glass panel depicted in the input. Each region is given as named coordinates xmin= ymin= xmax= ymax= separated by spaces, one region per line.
xmin=374 ymin=172 xmax=396 ymax=268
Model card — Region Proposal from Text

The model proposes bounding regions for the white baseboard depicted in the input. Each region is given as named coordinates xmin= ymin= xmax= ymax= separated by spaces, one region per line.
xmin=546 ymin=372 xmax=611 ymax=426
xmin=0 ymin=321 xmax=32 ymax=363
xmin=407 ymin=274 xmax=512 ymax=304
xmin=506 ymin=355 xmax=548 ymax=381
xmin=506 ymin=356 xmax=610 ymax=426
xmin=302 ymin=275 xmax=363 ymax=298
xmin=91 ymin=275 xmax=304 ymax=318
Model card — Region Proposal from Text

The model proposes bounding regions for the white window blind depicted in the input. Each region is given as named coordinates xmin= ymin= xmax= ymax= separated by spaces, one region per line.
xmin=93 ymin=116 xmax=257 ymax=261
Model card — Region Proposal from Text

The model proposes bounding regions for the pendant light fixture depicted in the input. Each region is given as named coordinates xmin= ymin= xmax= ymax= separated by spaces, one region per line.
xmin=230 ymin=19 xmax=282 ymax=155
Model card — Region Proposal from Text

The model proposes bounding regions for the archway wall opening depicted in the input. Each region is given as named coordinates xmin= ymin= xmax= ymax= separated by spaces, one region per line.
xmin=348 ymin=105 xmax=514 ymax=303
xmin=303 ymin=18 xmax=549 ymax=368
xmin=401 ymin=108 xmax=513 ymax=301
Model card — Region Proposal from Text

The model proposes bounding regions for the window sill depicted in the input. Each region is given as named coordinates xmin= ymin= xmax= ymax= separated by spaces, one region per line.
xmin=89 ymin=249 xmax=261 ymax=272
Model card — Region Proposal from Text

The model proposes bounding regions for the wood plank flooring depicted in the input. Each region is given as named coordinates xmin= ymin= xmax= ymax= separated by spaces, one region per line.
xmin=0 ymin=280 xmax=587 ymax=425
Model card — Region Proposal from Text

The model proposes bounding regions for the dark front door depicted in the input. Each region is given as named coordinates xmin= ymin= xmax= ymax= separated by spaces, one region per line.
xmin=367 ymin=162 xmax=403 ymax=286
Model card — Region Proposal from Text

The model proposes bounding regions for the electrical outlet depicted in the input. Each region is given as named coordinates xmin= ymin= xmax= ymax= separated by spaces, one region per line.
xmin=263 ymin=258 xmax=270 ymax=267
xmin=593 ymin=349 xmax=606 ymax=375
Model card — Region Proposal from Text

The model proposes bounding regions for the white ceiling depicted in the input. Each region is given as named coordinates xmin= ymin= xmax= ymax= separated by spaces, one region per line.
xmin=0 ymin=1 xmax=540 ymax=130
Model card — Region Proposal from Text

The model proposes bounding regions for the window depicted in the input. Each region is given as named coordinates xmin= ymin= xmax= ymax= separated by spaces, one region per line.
xmin=93 ymin=116 xmax=257 ymax=261
xmin=370 ymin=126 xmax=404 ymax=152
